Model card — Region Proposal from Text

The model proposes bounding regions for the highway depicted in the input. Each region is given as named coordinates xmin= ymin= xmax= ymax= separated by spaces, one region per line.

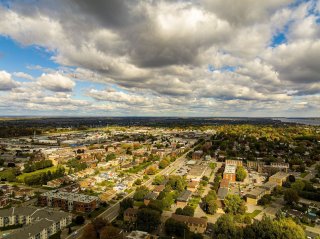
xmin=65 ymin=145 xmax=197 ymax=239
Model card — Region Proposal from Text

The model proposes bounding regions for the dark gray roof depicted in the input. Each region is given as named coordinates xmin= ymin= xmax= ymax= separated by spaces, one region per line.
xmin=144 ymin=192 xmax=158 ymax=200
xmin=7 ymin=218 xmax=54 ymax=239
xmin=177 ymin=190 xmax=192 ymax=202
xmin=217 ymin=188 xmax=228 ymax=200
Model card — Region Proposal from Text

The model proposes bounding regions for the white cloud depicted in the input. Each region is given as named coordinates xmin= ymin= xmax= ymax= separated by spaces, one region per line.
xmin=38 ymin=73 xmax=75 ymax=92
xmin=0 ymin=71 xmax=19 ymax=91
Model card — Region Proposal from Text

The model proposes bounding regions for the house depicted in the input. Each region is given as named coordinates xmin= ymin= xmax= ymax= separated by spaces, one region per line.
xmin=144 ymin=192 xmax=158 ymax=206
xmin=171 ymin=214 xmax=207 ymax=233
xmin=0 ymin=196 xmax=9 ymax=208
xmin=187 ymin=181 xmax=199 ymax=192
xmin=176 ymin=190 xmax=192 ymax=208
xmin=153 ymin=185 xmax=165 ymax=195
xmin=124 ymin=208 xmax=139 ymax=223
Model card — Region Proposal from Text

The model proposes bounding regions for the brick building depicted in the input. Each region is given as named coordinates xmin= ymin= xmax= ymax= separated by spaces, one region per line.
xmin=38 ymin=191 xmax=99 ymax=213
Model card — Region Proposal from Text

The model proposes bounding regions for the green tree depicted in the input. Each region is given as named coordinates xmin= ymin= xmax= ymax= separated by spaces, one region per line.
xmin=213 ymin=214 xmax=241 ymax=239
xmin=236 ymin=166 xmax=247 ymax=182
xmin=224 ymin=194 xmax=247 ymax=215
xmin=291 ymin=180 xmax=305 ymax=192
xmin=284 ymin=188 xmax=299 ymax=205
xmin=133 ymin=186 xmax=149 ymax=201
xmin=137 ymin=208 xmax=161 ymax=232
xmin=159 ymin=158 xmax=170 ymax=169
xmin=165 ymin=218 xmax=189 ymax=237
xmin=202 ymin=190 xmax=218 ymax=215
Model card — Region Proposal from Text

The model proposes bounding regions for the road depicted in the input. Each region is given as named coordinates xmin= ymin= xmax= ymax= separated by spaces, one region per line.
xmin=65 ymin=145 xmax=198 ymax=239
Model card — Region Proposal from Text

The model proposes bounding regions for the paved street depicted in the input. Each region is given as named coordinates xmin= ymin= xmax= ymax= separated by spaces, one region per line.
xmin=65 ymin=146 xmax=198 ymax=239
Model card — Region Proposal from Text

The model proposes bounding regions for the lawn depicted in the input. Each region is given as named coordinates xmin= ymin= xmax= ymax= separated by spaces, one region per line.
xmin=188 ymin=196 xmax=201 ymax=209
xmin=246 ymin=210 xmax=262 ymax=219
xmin=125 ymin=161 xmax=153 ymax=174
xmin=17 ymin=166 xmax=58 ymax=182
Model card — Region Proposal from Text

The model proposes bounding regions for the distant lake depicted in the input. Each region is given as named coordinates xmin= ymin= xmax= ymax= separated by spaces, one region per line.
xmin=275 ymin=118 xmax=320 ymax=126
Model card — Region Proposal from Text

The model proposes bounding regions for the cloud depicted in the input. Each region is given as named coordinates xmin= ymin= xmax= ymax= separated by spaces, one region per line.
xmin=37 ymin=73 xmax=75 ymax=92
xmin=13 ymin=72 xmax=34 ymax=81
xmin=0 ymin=71 xmax=19 ymax=91
xmin=0 ymin=0 xmax=319 ymax=116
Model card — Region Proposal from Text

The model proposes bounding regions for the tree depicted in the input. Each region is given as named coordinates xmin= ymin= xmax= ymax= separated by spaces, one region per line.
xmin=284 ymin=188 xmax=299 ymax=205
xmin=236 ymin=166 xmax=247 ymax=182
xmin=159 ymin=158 xmax=170 ymax=169
xmin=74 ymin=215 xmax=85 ymax=225
xmin=258 ymin=194 xmax=272 ymax=206
xmin=182 ymin=205 xmax=195 ymax=216
xmin=134 ymin=179 xmax=142 ymax=185
xmin=175 ymin=206 xmax=194 ymax=216
xmin=244 ymin=216 xmax=306 ymax=239
xmin=288 ymin=175 xmax=296 ymax=183
xmin=133 ymin=186 xmax=149 ymax=201
xmin=92 ymin=218 xmax=107 ymax=234
xmin=100 ymin=226 xmax=122 ymax=239
xmin=145 ymin=165 xmax=157 ymax=175
xmin=224 ymin=194 xmax=247 ymax=215
xmin=80 ymin=223 xmax=97 ymax=239
xmin=165 ymin=218 xmax=189 ymax=237
xmin=153 ymin=175 xmax=165 ymax=185
xmin=137 ymin=208 xmax=161 ymax=232
xmin=202 ymin=190 xmax=218 ymax=215
xmin=213 ymin=214 xmax=241 ymax=239
xmin=291 ymin=180 xmax=305 ymax=192
xmin=275 ymin=218 xmax=306 ymax=239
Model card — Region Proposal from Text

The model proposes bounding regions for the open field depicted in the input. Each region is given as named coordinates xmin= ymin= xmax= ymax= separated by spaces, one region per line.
xmin=17 ymin=166 xmax=58 ymax=182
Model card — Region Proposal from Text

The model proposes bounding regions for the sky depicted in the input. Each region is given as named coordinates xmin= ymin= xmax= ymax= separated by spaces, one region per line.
xmin=0 ymin=0 xmax=319 ymax=117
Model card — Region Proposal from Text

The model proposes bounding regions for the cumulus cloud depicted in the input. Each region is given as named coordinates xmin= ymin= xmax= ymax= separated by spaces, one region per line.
xmin=37 ymin=73 xmax=75 ymax=92
xmin=0 ymin=0 xmax=319 ymax=116
xmin=0 ymin=71 xmax=19 ymax=91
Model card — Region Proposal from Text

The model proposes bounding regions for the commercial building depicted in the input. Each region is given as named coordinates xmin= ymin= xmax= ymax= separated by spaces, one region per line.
xmin=223 ymin=164 xmax=237 ymax=182
xmin=38 ymin=191 xmax=99 ymax=213
xmin=171 ymin=214 xmax=207 ymax=233
xmin=0 ymin=207 xmax=71 ymax=239
xmin=192 ymin=150 xmax=203 ymax=160
xmin=246 ymin=188 xmax=267 ymax=205
xmin=246 ymin=181 xmax=278 ymax=205
xmin=225 ymin=160 xmax=243 ymax=167
xmin=268 ymin=171 xmax=288 ymax=186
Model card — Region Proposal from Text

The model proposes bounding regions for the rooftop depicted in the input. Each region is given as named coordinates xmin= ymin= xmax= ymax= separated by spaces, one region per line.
xmin=41 ymin=191 xmax=99 ymax=203
xmin=224 ymin=164 xmax=236 ymax=174
xmin=177 ymin=190 xmax=192 ymax=202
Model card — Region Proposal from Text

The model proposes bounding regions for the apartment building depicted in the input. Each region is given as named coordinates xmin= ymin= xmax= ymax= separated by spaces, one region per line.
xmin=0 ymin=207 xmax=71 ymax=239
xmin=171 ymin=214 xmax=207 ymax=233
xmin=38 ymin=191 xmax=99 ymax=213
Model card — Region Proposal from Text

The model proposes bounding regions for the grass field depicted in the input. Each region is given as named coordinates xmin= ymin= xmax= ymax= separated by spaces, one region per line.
xmin=246 ymin=209 xmax=262 ymax=218
xmin=17 ymin=166 xmax=58 ymax=181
